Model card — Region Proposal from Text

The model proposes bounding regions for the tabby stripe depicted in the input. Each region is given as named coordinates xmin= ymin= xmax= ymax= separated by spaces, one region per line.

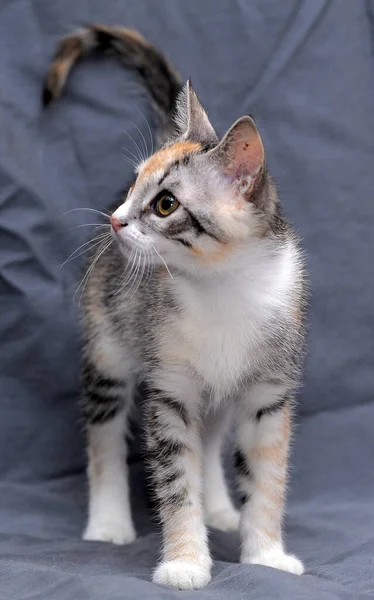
xmin=151 ymin=436 xmax=185 ymax=457
xmin=84 ymin=405 xmax=119 ymax=425
xmin=234 ymin=449 xmax=252 ymax=479
xmin=91 ymin=376 xmax=125 ymax=389
xmin=174 ymin=238 xmax=192 ymax=248
xmin=157 ymin=153 xmax=195 ymax=186
xmin=150 ymin=452 xmax=181 ymax=471
xmin=158 ymin=397 xmax=190 ymax=427
xmin=166 ymin=489 xmax=188 ymax=511
xmin=186 ymin=209 xmax=209 ymax=236
xmin=82 ymin=364 xmax=125 ymax=389
xmin=185 ymin=209 xmax=221 ymax=242
xmin=158 ymin=469 xmax=184 ymax=489
xmin=255 ymin=396 xmax=287 ymax=421
xmin=157 ymin=142 xmax=216 ymax=187
xmin=85 ymin=391 xmax=123 ymax=406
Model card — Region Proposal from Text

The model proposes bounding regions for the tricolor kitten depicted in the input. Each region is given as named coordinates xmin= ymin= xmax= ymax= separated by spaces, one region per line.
xmin=44 ymin=25 xmax=307 ymax=590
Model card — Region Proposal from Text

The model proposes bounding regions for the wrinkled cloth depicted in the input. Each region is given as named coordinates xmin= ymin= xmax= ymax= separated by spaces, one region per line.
xmin=0 ymin=1 xmax=374 ymax=598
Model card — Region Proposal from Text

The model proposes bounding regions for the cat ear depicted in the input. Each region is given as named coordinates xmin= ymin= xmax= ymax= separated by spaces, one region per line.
xmin=175 ymin=80 xmax=218 ymax=145
xmin=209 ymin=116 xmax=265 ymax=198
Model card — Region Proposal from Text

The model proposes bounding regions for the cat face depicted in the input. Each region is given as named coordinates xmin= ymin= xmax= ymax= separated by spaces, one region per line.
xmin=111 ymin=82 xmax=274 ymax=275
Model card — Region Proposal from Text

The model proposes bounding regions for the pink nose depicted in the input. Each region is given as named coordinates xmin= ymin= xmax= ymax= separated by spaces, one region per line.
xmin=111 ymin=216 xmax=124 ymax=233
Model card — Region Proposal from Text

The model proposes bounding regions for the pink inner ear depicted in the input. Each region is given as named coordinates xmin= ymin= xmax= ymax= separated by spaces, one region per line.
xmin=225 ymin=123 xmax=264 ymax=186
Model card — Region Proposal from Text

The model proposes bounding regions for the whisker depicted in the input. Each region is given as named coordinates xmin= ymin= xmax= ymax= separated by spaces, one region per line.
xmin=128 ymin=250 xmax=143 ymax=297
xmin=99 ymin=206 xmax=112 ymax=216
xmin=120 ymin=153 xmax=139 ymax=170
xmin=134 ymin=105 xmax=154 ymax=157
xmin=126 ymin=249 xmax=142 ymax=290
xmin=152 ymin=245 xmax=174 ymax=279
xmin=112 ymin=249 xmax=138 ymax=296
xmin=130 ymin=251 xmax=146 ymax=298
xmin=75 ymin=238 xmax=113 ymax=303
xmin=61 ymin=237 xmax=111 ymax=267
xmin=60 ymin=233 xmax=111 ymax=268
xmin=144 ymin=250 xmax=154 ymax=284
xmin=120 ymin=145 xmax=140 ymax=164
xmin=123 ymin=130 xmax=144 ymax=163
xmin=145 ymin=249 xmax=154 ymax=281
xmin=112 ymin=247 xmax=155 ymax=300
xmin=119 ymin=251 xmax=140 ymax=297
xmin=132 ymin=122 xmax=149 ymax=160
xmin=61 ymin=208 xmax=110 ymax=220
xmin=69 ymin=223 xmax=111 ymax=230
xmin=139 ymin=252 xmax=148 ymax=291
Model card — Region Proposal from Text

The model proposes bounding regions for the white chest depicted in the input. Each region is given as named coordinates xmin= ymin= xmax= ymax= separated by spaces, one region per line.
xmin=179 ymin=297 xmax=255 ymax=394
xmin=168 ymin=283 xmax=267 ymax=397
xmin=166 ymin=245 xmax=296 ymax=397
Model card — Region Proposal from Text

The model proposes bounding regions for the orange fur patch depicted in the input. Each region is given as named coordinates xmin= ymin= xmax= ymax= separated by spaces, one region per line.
xmin=190 ymin=246 xmax=204 ymax=258
xmin=262 ymin=527 xmax=278 ymax=542
xmin=273 ymin=473 xmax=287 ymax=486
xmin=121 ymin=27 xmax=147 ymax=45
xmin=167 ymin=540 xmax=189 ymax=559
xmin=257 ymin=483 xmax=284 ymax=508
xmin=88 ymin=436 xmax=102 ymax=479
xmin=54 ymin=61 xmax=69 ymax=80
xmin=191 ymin=242 xmax=233 ymax=264
xmin=165 ymin=516 xmax=203 ymax=563
xmin=61 ymin=36 xmax=82 ymax=56
xmin=252 ymin=440 xmax=287 ymax=462
xmin=138 ymin=141 xmax=201 ymax=182
xmin=283 ymin=404 xmax=291 ymax=437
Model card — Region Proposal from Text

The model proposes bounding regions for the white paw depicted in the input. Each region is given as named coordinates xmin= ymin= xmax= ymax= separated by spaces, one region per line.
xmin=153 ymin=561 xmax=211 ymax=590
xmin=83 ymin=518 xmax=136 ymax=545
xmin=242 ymin=548 xmax=304 ymax=575
xmin=206 ymin=508 xmax=240 ymax=531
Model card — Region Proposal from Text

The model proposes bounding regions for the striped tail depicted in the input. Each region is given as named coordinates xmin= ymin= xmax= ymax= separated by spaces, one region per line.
xmin=42 ymin=23 xmax=182 ymax=128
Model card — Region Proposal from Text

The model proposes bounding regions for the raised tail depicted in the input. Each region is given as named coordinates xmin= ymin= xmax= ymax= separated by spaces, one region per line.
xmin=42 ymin=23 xmax=182 ymax=128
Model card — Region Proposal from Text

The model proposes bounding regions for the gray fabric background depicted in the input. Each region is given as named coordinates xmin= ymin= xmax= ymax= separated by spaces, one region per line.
xmin=0 ymin=0 xmax=374 ymax=598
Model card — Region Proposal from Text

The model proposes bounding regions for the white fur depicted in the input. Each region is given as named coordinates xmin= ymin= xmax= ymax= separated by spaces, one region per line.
xmin=203 ymin=410 xmax=240 ymax=531
xmin=153 ymin=561 xmax=211 ymax=590
xmin=81 ymin=77 xmax=306 ymax=589
xmin=236 ymin=384 xmax=304 ymax=575
xmin=166 ymin=242 xmax=296 ymax=400
xmin=84 ymin=241 xmax=301 ymax=581
xmin=83 ymin=409 xmax=136 ymax=545
xmin=242 ymin=546 xmax=304 ymax=575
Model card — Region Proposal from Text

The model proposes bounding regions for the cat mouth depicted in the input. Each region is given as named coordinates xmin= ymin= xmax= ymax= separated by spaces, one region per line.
xmin=113 ymin=229 xmax=148 ymax=257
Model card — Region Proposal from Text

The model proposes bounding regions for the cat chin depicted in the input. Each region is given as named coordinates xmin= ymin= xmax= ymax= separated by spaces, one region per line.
xmin=115 ymin=234 xmax=145 ymax=255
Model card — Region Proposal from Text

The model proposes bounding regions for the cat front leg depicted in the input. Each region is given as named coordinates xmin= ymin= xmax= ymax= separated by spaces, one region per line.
xmin=146 ymin=368 xmax=211 ymax=589
xmin=236 ymin=383 xmax=304 ymax=575
xmin=82 ymin=360 xmax=136 ymax=545
xmin=203 ymin=407 xmax=240 ymax=531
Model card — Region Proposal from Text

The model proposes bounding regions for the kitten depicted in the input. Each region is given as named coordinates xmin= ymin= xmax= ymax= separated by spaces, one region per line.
xmin=43 ymin=24 xmax=307 ymax=590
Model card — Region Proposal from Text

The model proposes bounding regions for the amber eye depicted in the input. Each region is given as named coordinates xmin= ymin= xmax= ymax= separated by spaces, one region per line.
xmin=153 ymin=193 xmax=180 ymax=217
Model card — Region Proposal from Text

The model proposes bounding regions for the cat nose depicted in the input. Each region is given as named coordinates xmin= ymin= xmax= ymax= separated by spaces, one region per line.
xmin=111 ymin=216 xmax=126 ymax=233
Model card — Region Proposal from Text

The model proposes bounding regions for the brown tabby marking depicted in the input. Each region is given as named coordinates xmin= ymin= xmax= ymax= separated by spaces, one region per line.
xmin=138 ymin=141 xmax=202 ymax=182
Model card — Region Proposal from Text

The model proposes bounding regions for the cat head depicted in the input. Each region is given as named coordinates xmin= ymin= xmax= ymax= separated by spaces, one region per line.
xmin=111 ymin=81 xmax=277 ymax=276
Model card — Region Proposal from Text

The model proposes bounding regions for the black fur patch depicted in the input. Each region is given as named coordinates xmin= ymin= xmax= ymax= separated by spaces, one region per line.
xmin=175 ymin=238 xmax=192 ymax=248
xmin=157 ymin=436 xmax=185 ymax=457
xmin=184 ymin=209 xmax=221 ymax=242
xmin=255 ymin=396 xmax=287 ymax=421
xmin=166 ymin=489 xmax=188 ymax=512
xmin=234 ymin=449 xmax=252 ymax=479
xmin=84 ymin=404 xmax=120 ymax=425
xmin=186 ymin=209 xmax=209 ymax=236
xmin=158 ymin=469 xmax=184 ymax=489
xmin=158 ymin=396 xmax=190 ymax=427
xmin=43 ymin=24 xmax=182 ymax=117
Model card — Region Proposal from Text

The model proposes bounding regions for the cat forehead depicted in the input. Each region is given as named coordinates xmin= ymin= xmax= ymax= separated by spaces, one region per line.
xmin=136 ymin=141 xmax=202 ymax=184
